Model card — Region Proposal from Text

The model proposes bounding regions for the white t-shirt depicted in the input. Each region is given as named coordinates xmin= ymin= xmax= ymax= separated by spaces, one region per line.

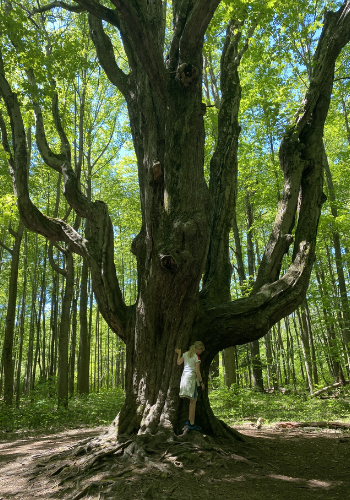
xmin=183 ymin=351 xmax=200 ymax=375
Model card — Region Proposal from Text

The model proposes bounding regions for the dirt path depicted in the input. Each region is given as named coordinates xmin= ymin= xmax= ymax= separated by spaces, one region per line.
xmin=0 ymin=427 xmax=105 ymax=499
xmin=0 ymin=425 xmax=349 ymax=500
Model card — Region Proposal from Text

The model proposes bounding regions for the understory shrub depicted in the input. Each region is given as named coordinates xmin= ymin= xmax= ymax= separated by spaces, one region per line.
xmin=209 ymin=385 xmax=350 ymax=424
xmin=0 ymin=385 xmax=125 ymax=434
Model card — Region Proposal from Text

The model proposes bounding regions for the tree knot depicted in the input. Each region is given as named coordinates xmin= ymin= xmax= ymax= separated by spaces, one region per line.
xmin=160 ymin=254 xmax=178 ymax=273
xmin=177 ymin=63 xmax=199 ymax=87
xmin=152 ymin=160 xmax=162 ymax=181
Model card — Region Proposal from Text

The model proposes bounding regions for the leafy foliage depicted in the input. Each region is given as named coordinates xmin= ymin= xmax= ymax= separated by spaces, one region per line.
xmin=0 ymin=385 xmax=125 ymax=433
xmin=210 ymin=385 xmax=350 ymax=424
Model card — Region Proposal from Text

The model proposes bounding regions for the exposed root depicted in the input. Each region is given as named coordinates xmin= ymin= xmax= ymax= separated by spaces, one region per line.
xmin=25 ymin=425 xmax=251 ymax=499
xmin=274 ymin=421 xmax=350 ymax=430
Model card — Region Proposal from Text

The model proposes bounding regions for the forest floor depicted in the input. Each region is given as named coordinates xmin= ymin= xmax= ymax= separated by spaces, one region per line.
xmin=0 ymin=423 xmax=349 ymax=500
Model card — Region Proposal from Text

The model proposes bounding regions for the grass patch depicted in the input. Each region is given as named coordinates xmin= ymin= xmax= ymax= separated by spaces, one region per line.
xmin=1 ymin=383 xmax=349 ymax=435
xmin=209 ymin=385 xmax=350 ymax=425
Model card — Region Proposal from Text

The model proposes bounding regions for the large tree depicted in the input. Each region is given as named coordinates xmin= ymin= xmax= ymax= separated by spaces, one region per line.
xmin=1 ymin=0 xmax=350 ymax=440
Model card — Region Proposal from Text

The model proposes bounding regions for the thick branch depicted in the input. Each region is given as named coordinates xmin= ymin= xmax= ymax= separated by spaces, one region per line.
xmin=31 ymin=1 xmax=86 ymax=14
xmin=1 ymin=54 xmax=83 ymax=251
xmin=26 ymin=70 xmax=64 ymax=173
xmin=78 ymin=0 xmax=166 ymax=97
xmin=168 ymin=0 xmax=190 ymax=70
xmin=40 ymin=0 xmax=122 ymax=25
xmin=253 ymin=0 xmax=350 ymax=292
xmin=26 ymin=69 xmax=97 ymax=221
xmin=0 ymin=241 xmax=13 ymax=255
xmin=200 ymin=0 xmax=350 ymax=352
xmin=199 ymin=239 xmax=316 ymax=351
xmin=201 ymin=16 xmax=259 ymax=303
xmin=296 ymin=3 xmax=350 ymax=132
xmin=0 ymin=110 xmax=14 ymax=165
xmin=179 ymin=0 xmax=221 ymax=62
xmin=51 ymin=86 xmax=71 ymax=161
xmin=48 ymin=241 xmax=67 ymax=276
xmin=0 ymin=49 xmax=128 ymax=339
xmin=88 ymin=14 xmax=129 ymax=98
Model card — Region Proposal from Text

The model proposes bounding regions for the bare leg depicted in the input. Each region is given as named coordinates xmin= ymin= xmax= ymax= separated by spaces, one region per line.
xmin=189 ymin=398 xmax=197 ymax=425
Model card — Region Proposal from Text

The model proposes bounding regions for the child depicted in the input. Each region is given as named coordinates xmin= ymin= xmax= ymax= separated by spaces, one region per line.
xmin=175 ymin=341 xmax=205 ymax=430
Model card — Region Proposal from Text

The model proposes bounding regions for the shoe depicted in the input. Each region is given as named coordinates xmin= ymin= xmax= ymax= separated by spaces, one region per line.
xmin=187 ymin=422 xmax=202 ymax=431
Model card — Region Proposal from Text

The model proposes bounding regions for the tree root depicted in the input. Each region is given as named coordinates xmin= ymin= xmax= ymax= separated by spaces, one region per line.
xmin=25 ymin=425 xmax=250 ymax=499
xmin=274 ymin=421 xmax=350 ymax=430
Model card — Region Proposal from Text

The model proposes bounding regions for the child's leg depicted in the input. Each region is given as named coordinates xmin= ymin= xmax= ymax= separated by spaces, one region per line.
xmin=189 ymin=398 xmax=197 ymax=425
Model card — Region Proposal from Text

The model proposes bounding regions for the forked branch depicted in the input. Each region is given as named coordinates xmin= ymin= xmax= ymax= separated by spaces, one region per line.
xmin=77 ymin=0 xmax=167 ymax=97
xmin=199 ymin=0 xmax=350 ymax=349
xmin=0 ymin=48 xmax=128 ymax=339
xmin=31 ymin=1 xmax=86 ymax=14
xmin=88 ymin=15 xmax=129 ymax=98
xmin=252 ymin=0 xmax=350 ymax=293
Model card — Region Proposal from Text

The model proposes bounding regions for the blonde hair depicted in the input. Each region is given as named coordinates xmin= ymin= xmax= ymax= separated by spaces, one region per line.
xmin=188 ymin=341 xmax=205 ymax=358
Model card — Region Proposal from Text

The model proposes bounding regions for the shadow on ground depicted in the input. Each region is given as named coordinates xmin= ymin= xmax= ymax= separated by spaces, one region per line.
xmin=0 ymin=425 xmax=348 ymax=500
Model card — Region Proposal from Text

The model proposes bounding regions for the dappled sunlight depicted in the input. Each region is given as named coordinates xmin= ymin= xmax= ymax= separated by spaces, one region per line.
xmin=267 ymin=473 xmax=338 ymax=489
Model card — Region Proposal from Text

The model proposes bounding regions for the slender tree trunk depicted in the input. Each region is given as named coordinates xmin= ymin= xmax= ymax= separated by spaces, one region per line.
xmin=284 ymin=317 xmax=291 ymax=385
xmin=107 ymin=326 xmax=110 ymax=390
xmin=49 ymin=271 xmax=58 ymax=378
xmin=16 ymin=230 xmax=27 ymax=404
xmin=264 ymin=331 xmax=278 ymax=390
xmin=32 ymin=242 xmax=47 ymax=388
xmin=296 ymin=307 xmax=314 ymax=394
xmin=77 ymin=256 xmax=90 ymax=394
xmin=120 ymin=349 xmax=125 ymax=390
xmin=276 ymin=322 xmax=288 ymax=387
xmin=223 ymin=347 xmax=236 ymax=388
xmin=323 ymin=151 xmax=350 ymax=357
xmin=292 ymin=313 xmax=306 ymax=383
xmin=246 ymin=193 xmax=264 ymax=391
xmin=115 ymin=347 xmax=120 ymax=388
xmin=25 ymin=272 xmax=37 ymax=395
xmin=1 ymin=221 xmax=24 ymax=405
xmin=69 ymin=292 xmax=78 ymax=396
xmin=57 ymin=249 xmax=74 ymax=407
xmin=289 ymin=329 xmax=297 ymax=390
xmin=315 ymin=264 xmax=346 ymax=383
xmin=0 ymin=358 xmax=3 ymax=398
xmin=303 ymin=299 xmax=318 ymax=386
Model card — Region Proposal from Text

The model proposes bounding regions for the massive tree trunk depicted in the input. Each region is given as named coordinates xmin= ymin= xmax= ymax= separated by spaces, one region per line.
xmin=2 ymin=0 xmax=350 ymax=439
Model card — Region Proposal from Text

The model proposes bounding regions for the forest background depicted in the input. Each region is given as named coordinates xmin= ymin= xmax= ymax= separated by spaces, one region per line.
xmin=0 ymin=0 xmax=350 ymax=433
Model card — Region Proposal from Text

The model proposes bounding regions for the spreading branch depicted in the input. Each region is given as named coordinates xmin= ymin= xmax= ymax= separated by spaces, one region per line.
xmin=252 ymin=1 xmax=350 ymax=293
xmin=0 ymin=240 xmax=13 ymax=255
xmin=77 ymin=0 xmax=166 ymax=97
xmin=179 ymin=0 xmax=221 ymax=62
xmin=88 ymin=15 xmax=129 ymax=98
xmin=201 ymin=14 xmax=260 ymax=303
xmin=0 ymin=47 xmax=128 ymax=339
xmin=48 ymin=241 xmax=68 ymax=276
xmin=169 ymin=0 xmax=221 ymax=70
xmin=31 ymin=1 xmax=86 ymax=14
xmin=199 ymin=1 xmax=350 ymax=351
xmin=25 ymin=69 xmax=96 ymax=221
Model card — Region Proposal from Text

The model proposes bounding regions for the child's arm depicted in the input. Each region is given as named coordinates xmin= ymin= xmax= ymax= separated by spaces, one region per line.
xmin=195 ymin=361 xmax=205 ymax=390
xmin=175 ymin=348 xmax=184 ymax=365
